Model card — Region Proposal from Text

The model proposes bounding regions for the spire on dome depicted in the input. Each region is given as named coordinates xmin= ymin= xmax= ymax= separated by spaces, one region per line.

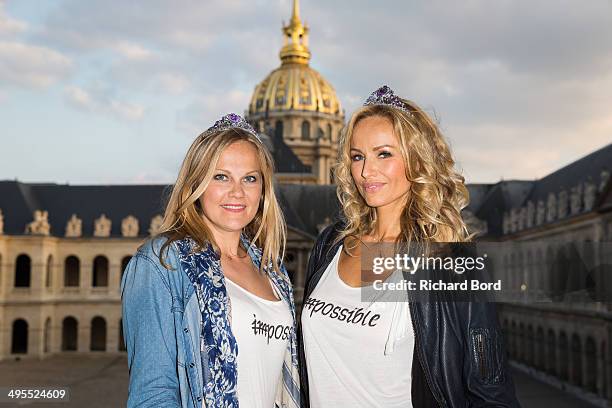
xmin=280 ymin=0 xmax=311 ymax=66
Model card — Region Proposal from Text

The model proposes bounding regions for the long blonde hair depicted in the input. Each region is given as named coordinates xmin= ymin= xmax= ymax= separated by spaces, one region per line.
xmin=334 ymin=100 xmax=471 ymax=250
xmin=157 ymin=128 xmax=286 ymax=273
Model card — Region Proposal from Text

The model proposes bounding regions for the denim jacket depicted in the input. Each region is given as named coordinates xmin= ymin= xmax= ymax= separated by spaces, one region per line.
xmin=121 ymin=236 xmax=299 ymax=408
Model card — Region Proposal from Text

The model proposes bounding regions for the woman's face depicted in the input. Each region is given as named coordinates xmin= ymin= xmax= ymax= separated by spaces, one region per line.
xmin=350 ymin=115 xmax=411 ymax=211
xmin=200 ymin=140 xmax=263 ymax=235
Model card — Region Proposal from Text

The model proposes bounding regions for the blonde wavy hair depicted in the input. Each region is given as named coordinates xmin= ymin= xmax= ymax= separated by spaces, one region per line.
xmin=156 ymin=128 xmax=286 ymax=274
xmin=334 ymin=100 xmax=471 ymax=250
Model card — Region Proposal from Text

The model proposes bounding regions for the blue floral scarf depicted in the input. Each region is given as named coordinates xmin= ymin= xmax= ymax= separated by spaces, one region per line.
xmin=175 ymin=236 xmax=300 ymax=408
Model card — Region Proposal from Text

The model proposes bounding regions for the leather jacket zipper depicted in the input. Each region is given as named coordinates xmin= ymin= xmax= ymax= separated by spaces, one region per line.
xmin=409 ymin=301 xmax=445 ymax=408
xmin=473 ymin=331 xmax=488 ymax=381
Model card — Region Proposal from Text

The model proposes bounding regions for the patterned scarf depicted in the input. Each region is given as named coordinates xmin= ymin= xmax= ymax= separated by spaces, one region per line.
xmin=175 ymin=236 xmax=300 ymax=408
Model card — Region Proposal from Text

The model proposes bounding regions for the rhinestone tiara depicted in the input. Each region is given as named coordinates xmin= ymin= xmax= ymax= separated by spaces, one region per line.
xmin=363 ymin=85 xmax=411 ymax=114
xmin=201 ymin=113 xmax=260 ymax=140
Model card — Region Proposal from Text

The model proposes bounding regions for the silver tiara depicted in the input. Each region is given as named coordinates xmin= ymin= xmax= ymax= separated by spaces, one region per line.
xmin=364 ymin=85 xmax=411 ymax=114
xmin=201 ymin=113 xmax=260 ymax=140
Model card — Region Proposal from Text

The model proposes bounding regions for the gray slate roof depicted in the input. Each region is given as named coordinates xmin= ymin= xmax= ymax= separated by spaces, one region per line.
xmin=0 ymin=182 xmax=336 ymax=239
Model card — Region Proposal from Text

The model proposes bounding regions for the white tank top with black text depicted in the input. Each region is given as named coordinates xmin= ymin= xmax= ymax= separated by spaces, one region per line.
xmin=224 ymin=276 xmax=292 ymax=408
xmin=301 ymin=245 xmax=414 ymax=408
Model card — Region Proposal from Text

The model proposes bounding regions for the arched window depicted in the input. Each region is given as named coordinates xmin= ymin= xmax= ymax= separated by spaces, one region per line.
xmin=571 ymin=333 xmax=582 ymax=386
xmin=11 ymin=319 xmax=28 ymax=354
xmin=121 ymin=256 xmax=132 ymax=283
xmin=526 ymin=250 xmax=533 ymax=293
xmin=44 ymin=318 xmax=51 ymax=353
xmin=510 ymin=321 xmax=517 ymax=359
xmin=91 ymin=316 xmax=107 ymax=351
xmin=501 ymin=319 xmax=509 ymax=355
xmin=46 ymin=255 xmax=53 ymax=288
xmin=559 ymin=331 xmax=569 ymax=381
xmin=546 ymin=329 xmax=556 ymax=375
xmin=62 ymin=317 xmax=78 ymax=351
xmin=64 ymin=256 xmax=80 ymax=287
xmin=601 ymin=340 xmax=607 ymax=397
xmin=301 ymin=120 xmax=310 ymax=140
xmin=518 ymin=323 xmax=525 ymax=362
xmin=327 ymin=123 xmax=333 ymax=140
xmin=527 ymin=325 xmax=535 ymax=365
xmin=15 ymin=254 xmax=31 ymax=287
xmin=545 ymin=246 xmax=555 ymax=298
xmin=536 ymin=327 xmax=545 ymax=369
xmin=119 ymin=319 xmax=126 ymax=352
xmin=317 ymin=127 xmax=324 ymax=140
xmin=554 ymin=245 xmax=569 ymax=301
xmin=536 ymin=248 xmax=544 ymax=296
xmin=92 ymin=256 xmax=109 ymax=287
xmin=274 ymin=120 xmax=283 ymax=139
xmin=585 ymin=337 xmax=597 ymax=393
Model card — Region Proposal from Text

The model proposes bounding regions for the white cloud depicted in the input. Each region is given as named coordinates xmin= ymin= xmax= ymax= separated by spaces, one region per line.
xmin=176 ymin=89 xmax=251 ymax=136
xmin=109 ymin=99 xmax=145 ymax=121
xmin=452 ymin=116 xmax=612 ymax=183
xmin=0 ymin=3 xmax=72 ymax=89
xmin=65 ymin=85 xmax=145 ymax=121
xmin=0 ymin=1 xmax=27 ymax=37
xmin=0 ymin=41 xmax=73 ymax=88
xmin=156 ymin=73 xmax=190 ymax=94
xmin=113 ymin=41 xmax=153 ymax=60
xmin=3 ymin=0 xmax=612 ymax=184
xmin=65 ymin=85 xmax=93 ymax=108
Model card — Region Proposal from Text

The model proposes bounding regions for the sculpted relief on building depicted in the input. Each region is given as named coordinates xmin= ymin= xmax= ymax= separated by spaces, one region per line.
xmin=25 ymin=210 xmax=50 ymax=236
xmin=148 ymin=215 xmax=163 ymax=236
xmin=122 ymin=215 xmax=139 ymax=238
xmin=65 ymin=214 xmax=82 ymax=238
xmin=94 ymin=214 xmax=112 ymax=237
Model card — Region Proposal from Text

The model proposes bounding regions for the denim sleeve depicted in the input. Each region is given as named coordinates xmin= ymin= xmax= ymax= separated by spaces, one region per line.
xmin=121 ymin=254 xmax=181 ymax=408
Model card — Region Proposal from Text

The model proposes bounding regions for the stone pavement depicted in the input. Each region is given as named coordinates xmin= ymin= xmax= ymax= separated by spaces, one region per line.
xmin=0 ymin=355 xmax=601 ymax=407
xmin=0 ymin=354 xmax=128 ymax=407
xmin=513 ymin=368 xmax=599 ymax=408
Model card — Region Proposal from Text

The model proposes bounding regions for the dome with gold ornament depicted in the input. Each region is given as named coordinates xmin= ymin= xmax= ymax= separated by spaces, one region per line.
xmin=248 ymin=0 xmax=342 ymax=116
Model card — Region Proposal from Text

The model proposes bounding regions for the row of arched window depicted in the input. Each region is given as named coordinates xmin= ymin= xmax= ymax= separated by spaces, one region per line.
xmin=2 ymin=254 xmax=131 ymax=288
xmin=11 ymin=316 xmax=126 ymax=354
xmin=500 ymin=242 xmax=612 ymax=300
xmin=503 ymin=320 xmax=603 ymax=396
xmin=271 ymin=120 xmax=335 ymax=141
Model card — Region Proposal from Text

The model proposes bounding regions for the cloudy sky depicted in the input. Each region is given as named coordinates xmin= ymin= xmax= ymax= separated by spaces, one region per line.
xmin=1 ymin=0 xmax=611 ymax=185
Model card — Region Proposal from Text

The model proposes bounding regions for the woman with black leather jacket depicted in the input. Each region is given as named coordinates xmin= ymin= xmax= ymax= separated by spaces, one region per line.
xmin=298 ymin=85 xmax=521 ymax=408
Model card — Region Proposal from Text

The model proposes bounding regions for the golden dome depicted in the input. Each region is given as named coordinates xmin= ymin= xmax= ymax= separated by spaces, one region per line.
xmin=248 ymin=0 xmax=342 ymax=116
xmin=249 ymin=65 xmax=342 ymax=115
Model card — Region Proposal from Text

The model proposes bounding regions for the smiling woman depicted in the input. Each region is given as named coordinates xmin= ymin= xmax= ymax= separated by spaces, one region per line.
xmin=299 ymin=86 xmax=521 ymax=408
xmin=120 ymin=113 xmax=300 ymax=408
xmin=199 ymin=140 xmax=264 ymax=239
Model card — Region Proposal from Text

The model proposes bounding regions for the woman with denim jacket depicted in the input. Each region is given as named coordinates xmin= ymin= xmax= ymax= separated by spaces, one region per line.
xmin=121 ymin=113 xmax=300 ymax=408
xmin=299 ymin=86 xmax=521 ymax=407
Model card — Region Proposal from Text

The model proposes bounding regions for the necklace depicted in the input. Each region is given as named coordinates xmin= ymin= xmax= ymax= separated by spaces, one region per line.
xmin=221 ymin=251 xmax=248 ymax=262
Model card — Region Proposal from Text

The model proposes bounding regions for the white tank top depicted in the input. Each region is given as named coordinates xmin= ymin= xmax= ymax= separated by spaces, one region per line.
xmin=301 ymin=245 xmax=414 ymax=408
xmin=225 ymin=277 xmax=292 ymax=408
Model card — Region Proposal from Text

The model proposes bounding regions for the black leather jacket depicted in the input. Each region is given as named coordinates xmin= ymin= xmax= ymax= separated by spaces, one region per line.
xmin=298 ymin=222 xmax=521 ymax=408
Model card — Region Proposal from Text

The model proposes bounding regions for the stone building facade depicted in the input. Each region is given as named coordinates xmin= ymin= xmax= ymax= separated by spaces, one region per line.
xmin=465 ymin=144 xmax=612 ymax=402
xmin=0 ymin=182 xmax=338 ymax=361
